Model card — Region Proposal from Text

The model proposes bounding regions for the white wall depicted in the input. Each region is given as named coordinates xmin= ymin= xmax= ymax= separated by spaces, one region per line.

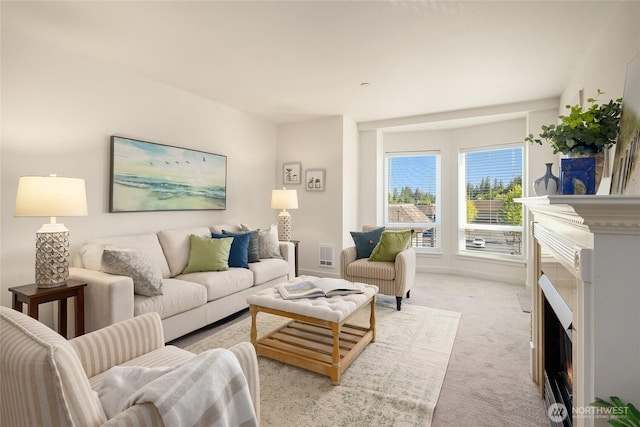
xmin=561 ymin=1 xmax=639 ymax=108
xmin=1 ymin=30 xmax=279 ymax=321
xmin=276 ymin=116 xmax=350 ymax=278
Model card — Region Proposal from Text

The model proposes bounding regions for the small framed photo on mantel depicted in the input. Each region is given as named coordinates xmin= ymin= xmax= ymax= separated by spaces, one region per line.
xmin=305 ymin=169 xmax=325 ymax=191
xmin=283 ymin=162 xmax=301 ymax=185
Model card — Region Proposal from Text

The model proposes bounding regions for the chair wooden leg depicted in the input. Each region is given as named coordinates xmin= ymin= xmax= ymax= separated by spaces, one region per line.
xmin=396 ymin=296 xmax=402 ymax=311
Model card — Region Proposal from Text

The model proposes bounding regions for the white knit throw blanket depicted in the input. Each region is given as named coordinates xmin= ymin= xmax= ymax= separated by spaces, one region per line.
xmin=99 ymin=349 xmax=258 ymax=427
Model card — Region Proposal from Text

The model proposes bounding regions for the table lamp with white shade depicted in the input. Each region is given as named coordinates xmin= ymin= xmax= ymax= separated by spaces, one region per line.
xmin=271 ymin=188 xmax=298 ymax=241
xmin=14 ymin=175 xmax=88 ymax=288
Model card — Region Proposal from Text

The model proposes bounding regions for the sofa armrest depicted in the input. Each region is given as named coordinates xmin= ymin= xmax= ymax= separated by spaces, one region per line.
xmin=229 ymin=341 xmax=261 ymax=421
xmin=70 ymin=312 xmax=165 ymax=378
xmin=69 ymin=267 xmax=135 ymax=333
xmin=279 ymin=241 xmax=295 ymax=279
xmin=395 ymin=247 xmax=417 ymax=294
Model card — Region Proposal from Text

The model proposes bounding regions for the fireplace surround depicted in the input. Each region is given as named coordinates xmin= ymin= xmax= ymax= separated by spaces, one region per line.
xmin=520 ymin=195 xmax=640 ymax=427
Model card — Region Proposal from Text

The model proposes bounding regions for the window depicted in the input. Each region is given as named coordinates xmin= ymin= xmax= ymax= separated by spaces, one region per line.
xmin=385 ymin=151 xmax=441 ymax=251
xmin=459 ymin=144 xmax=523 ymax=257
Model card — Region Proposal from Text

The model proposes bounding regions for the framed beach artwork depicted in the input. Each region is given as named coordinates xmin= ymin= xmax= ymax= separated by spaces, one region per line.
xmin=283 ymin=162 xmax=301 ymax=185
xmin=110 ymin=136 xmax=227 ymax=212
xmin=611 ymin=52 xmax=640 ymax=195
xmin=305 ymin=169 xmax=326 ymax=191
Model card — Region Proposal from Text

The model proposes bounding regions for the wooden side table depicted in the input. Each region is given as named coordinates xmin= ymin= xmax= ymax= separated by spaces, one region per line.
xmin=9 ymin=279 xmax=87 ymax=338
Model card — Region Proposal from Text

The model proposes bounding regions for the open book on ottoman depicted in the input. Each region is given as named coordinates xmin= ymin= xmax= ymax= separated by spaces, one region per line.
xmin=276 ymin=278 xmax=363 ymax=300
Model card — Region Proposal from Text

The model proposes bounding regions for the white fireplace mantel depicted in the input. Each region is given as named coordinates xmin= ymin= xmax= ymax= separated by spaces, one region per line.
xmin=519 ymin=195 xmax=640 ymax=427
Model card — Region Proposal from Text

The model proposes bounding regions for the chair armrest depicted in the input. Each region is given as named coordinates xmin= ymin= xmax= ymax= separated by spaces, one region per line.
xmin=69 ymin=267 xmax=135 ymax=333
xmin=101 ymin=403 xmax=163 ymax=426
xmin=229 ymin=341 xmax=261 ymax=421
xmin=70 ymin=312 xmax=165 ymax=378
xmin=395 ymin=247 xmax=417 ymax=293
xmin=279 ymin=241 xmax=295 ymax=279
xmin=340 ymin=247 xmax=357 ymax=278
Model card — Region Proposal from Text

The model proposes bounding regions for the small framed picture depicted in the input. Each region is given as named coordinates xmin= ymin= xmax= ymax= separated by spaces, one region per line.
xmin=283 ymin=162 xmax=301 ymax=185
xmin=305 ymin=169 xmax=326 ymax=191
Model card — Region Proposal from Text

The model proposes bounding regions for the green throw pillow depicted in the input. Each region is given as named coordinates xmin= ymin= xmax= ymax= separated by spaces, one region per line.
xmin=182 ymin=234 xmax=232 ymax=273
xmin=368 ymin=230 xmax=413 ymax=262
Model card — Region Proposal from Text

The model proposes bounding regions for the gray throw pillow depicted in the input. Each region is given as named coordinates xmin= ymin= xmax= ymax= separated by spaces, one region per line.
xmin=258 ymin=224 xmax=283 ymax=259
xmin=102 ymin=248 xmax=163 ymax=296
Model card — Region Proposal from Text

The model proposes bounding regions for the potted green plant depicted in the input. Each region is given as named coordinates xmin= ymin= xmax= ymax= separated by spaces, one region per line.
xmin=592 ymin=396 xmax=640 ymax=426
xmin=526 ymin=89 xmax=622 ymax=154
xmin=526 ymin=90 xmax=622 ymax=194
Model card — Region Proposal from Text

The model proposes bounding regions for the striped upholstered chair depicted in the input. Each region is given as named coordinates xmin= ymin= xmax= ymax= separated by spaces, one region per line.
xmin=340 ymin=225 xmax=416 ymax=311
xmin=0 ymin=306 xmax=260 ymax=427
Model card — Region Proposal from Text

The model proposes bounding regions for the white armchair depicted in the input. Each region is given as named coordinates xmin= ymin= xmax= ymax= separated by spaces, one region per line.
xmin=340 ymin=226 xmax=416 ymax=310
xmin=0 ymin=306 xmax=260 ymax=426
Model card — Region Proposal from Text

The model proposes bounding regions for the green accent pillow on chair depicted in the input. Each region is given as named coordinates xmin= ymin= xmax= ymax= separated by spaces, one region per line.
xmin=368 ymin=230 xmax=413 ymax=262
xmin=182 ymin=234 xmax=232 ymax=273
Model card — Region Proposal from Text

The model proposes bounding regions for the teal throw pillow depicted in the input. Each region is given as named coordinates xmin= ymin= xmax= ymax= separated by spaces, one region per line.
xmin=182 ymin=234 xmax=232 ymax=273
xmin=350 ymin=227 xmax=385 ymax=259
xmin=212 ymin=232 xmax=250 ymax=269
xmin=223 ymin=229 xmax=260 ymax=263
xmin=368 ymin=230 xmax=413 ymax=262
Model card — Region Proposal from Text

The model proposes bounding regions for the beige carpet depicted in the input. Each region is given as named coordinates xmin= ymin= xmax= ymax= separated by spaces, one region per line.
xmin=186 ymin=303 xmax=460 ymax=427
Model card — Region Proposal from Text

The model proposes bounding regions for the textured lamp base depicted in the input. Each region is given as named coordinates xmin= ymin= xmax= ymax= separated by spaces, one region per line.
xmin=278 ymin=211 xmax=292 ymax=241
xmin=35 ymin=229 xmax=70 ymax=288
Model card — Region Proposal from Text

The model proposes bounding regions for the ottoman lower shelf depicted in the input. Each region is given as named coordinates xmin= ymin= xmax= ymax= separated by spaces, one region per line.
xmin=254 ymin=319 xmax=373 ymax=385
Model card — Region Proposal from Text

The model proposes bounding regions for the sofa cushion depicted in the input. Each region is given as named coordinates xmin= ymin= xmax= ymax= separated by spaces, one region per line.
xmin=212 ymin=232 xmax=251 ymax=269
xmin=81 ymin=233 xmax=171 ymax=278
xmin=210 ymin=223 xmax=243 ymax=235
xmin=157 ymin=227 xmax=212 ymax=277
xmin=177 ymin=269 xmax=254 ymax=302
xmin=346 ymin=258 xmax=396 ymax=281
xmin=227 ymin=228 xmax=260 ymax=263
xmin=183 ymin=235 xmax=232 ymax=273
xmin=350 ymin=227 xmax=385 ymax=259
xmin=369 ymin=230 xmax=413 ymax=262
xmin=101 ymin=248 xmax=163 ymax=296
xmin=249 ymin=258 xmax=289 ymax=285
xmin=258 ymin=224 xmax=282 ymax=259
xmin=133 ymin=278 xmax=207 ymax=320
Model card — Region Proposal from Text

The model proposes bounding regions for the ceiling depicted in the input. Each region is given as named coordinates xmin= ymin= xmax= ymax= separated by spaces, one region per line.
xmin=2 ymin=1 xmax=623 ymax=126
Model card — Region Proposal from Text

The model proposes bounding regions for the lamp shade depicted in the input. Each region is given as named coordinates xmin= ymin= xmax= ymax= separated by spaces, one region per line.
xmin=271 ymin=189 xmax=298 ymax=210
xmin=15 ymin=176 xmax=88 ymax=217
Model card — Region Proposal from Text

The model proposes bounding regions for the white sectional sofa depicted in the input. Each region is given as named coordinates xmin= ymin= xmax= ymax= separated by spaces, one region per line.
xmin=70 ymin=224 xmax=294 ymax=342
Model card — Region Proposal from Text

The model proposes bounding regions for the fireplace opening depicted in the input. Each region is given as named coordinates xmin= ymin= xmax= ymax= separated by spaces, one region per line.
xmin=538 ymin=273 xmax=574 ymax=426
xmin=544 ymin=294 xmax=573 ymax=427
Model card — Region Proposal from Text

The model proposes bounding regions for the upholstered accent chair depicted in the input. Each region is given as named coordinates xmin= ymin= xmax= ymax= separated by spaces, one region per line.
xmin=340 ymin=225 xmax=416 ymax=311
xmin=0 ymin=306 xmax=260 ymax=427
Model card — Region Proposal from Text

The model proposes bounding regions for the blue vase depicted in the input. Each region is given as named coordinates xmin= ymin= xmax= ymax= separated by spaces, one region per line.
xmin=533 ymin=163 xmax=560 ymax=196
xmin=561 ymin=157 xmax=597 ymax=194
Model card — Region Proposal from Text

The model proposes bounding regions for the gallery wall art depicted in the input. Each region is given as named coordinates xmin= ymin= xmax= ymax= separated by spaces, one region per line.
xmin=611 ymin=52 xmax=640 ymax=195
xmin=110 ymin=136 xmax=227 ymax=212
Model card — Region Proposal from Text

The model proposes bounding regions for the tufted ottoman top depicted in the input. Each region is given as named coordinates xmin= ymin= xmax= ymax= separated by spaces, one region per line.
xmin=246 ymin=276 xmax=378 ymax=323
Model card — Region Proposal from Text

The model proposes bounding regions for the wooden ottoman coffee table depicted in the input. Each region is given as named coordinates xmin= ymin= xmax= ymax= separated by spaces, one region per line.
xmin=246 ymin=277 xmax=378 ymax=385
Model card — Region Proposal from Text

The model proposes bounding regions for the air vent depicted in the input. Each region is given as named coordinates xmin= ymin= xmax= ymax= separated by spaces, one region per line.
xmin=319 ymin=244 xmax=334 ymax=268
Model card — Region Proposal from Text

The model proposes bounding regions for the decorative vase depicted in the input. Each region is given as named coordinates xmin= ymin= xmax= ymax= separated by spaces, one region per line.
xmin=533 ymin=163 xmax=560 ymax=196
xmin=560 ymin=151 xmax=604 ymax=195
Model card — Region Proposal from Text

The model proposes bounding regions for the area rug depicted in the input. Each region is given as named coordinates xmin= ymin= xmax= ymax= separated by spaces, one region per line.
xmin=187 ymin=303 xmax=460 ymax=426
